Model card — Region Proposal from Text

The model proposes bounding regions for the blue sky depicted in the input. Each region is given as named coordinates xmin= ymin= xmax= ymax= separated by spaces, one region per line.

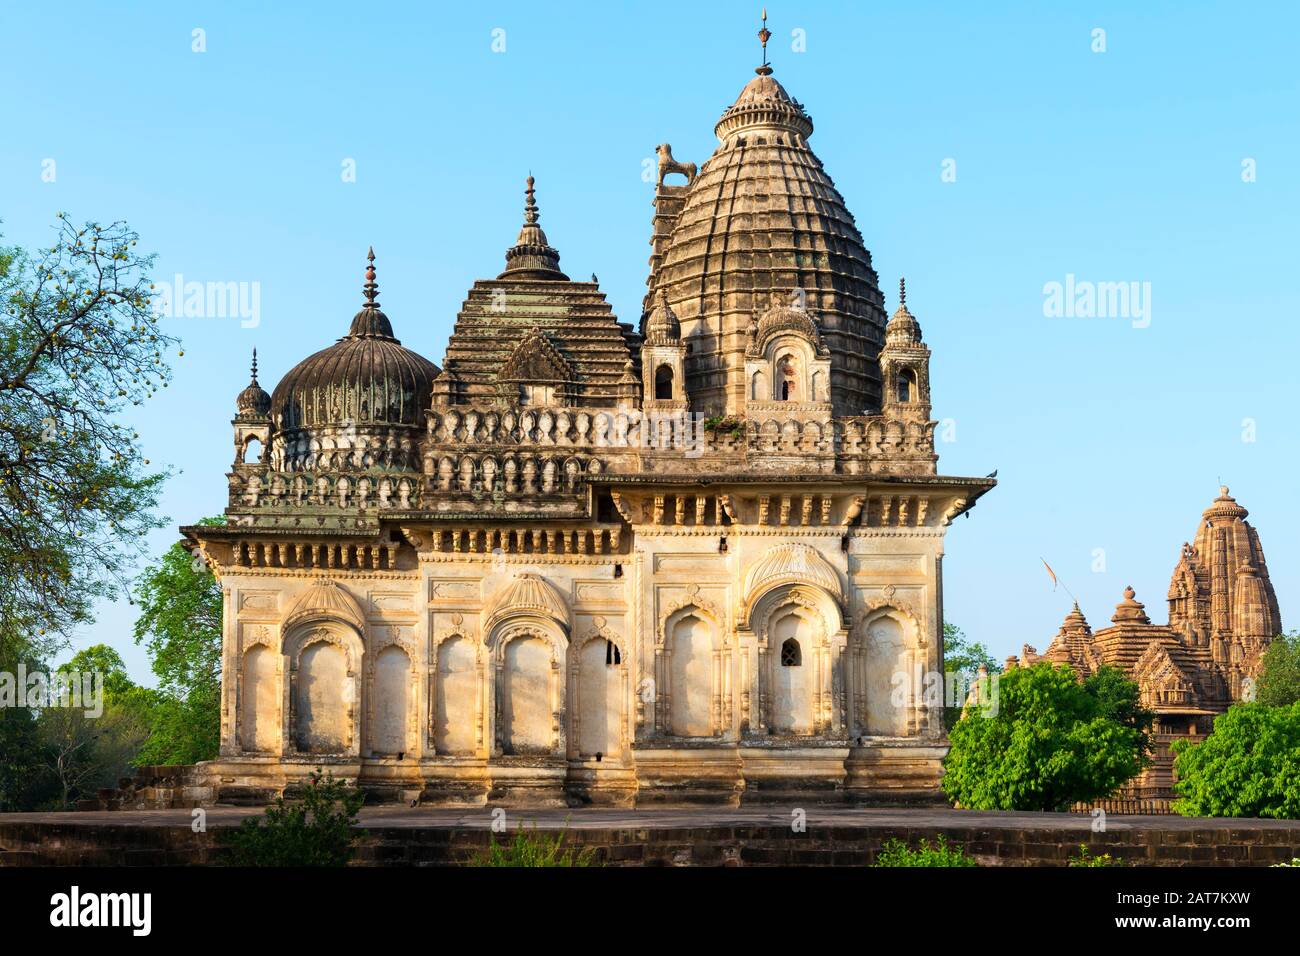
xmin=2 ymin=1 xmax=1297 ymax=683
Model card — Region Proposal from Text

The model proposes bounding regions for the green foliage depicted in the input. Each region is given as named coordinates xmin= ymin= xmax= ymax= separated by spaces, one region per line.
xmin=131 ymin=519 xmax=224 ymax=764
xmin=34 ymin=644 xmax=156 ymax=808
xmin=1171 ymin=701 xmax=1300 ymax=819
xmin=1255 ymin=632 xmax=1300 ymax=707
xmin=473 ymin=821 xmax=598 ymax=867
xmin=1068 ymin=844 xmax=1127 ymax=867
xmin=132 ymin=686 xmax=220 ymax=766
xmin=0 ymin=703 xmax=50 ymax=810
xmin=227 ymin=770 xmax=365 ymax=866
xmin=1081 ymin=664 xmax=1154 ymax=759
xmin=1272 ymin=858 xmax=1300 ymax=867
xmin=942 ymin=622 xmax=1002 ymax=730
xmin=701 ymin=415 xmax=745 ymax=439
xmin=942 ymin=662 xmax=1150 ymax=812
xmin=0 ymin=217 xmax=175 ymax=660
xmin=873 ymin=836 xmax=977 ymax=867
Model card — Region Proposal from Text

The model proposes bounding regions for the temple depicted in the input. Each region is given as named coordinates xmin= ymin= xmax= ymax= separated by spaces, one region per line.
xmin=1012 ymin=487 xmax=1281 ymax=798
xmin=184 ymin=22 xmax=994 ymax=806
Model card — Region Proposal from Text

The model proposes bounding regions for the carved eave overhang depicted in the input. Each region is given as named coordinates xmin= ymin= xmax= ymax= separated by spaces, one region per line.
xmin=599 ymin=475 xmax=994 ymax=529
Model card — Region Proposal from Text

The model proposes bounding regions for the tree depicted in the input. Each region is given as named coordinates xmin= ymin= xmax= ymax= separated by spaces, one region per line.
xmin=1171 ymin=701 xmax=1300 ymax=819
xmin=1255 ymin=632 xmax=1300 ymax=707
xmin=131 ymin=518 xmax=224 ymax=764
xmin=35 ymin=645 xmax=155 ymax=808
xmin=941 ymin=622 xmax=1001 ymax=730
xmin=942 ymin=662 xmax=1150 ymax=811
xmin=0 ymin=216 xmax=176 ymax=664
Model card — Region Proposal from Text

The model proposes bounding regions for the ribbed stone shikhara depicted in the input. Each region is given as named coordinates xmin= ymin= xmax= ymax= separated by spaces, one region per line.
xmin=646 ymin=67 xmax=886 ymax=419
xmin=1011 ymin=487 xmax=1282 ymax=799
xmin=184 ymin=39 xmax=995 ymax=807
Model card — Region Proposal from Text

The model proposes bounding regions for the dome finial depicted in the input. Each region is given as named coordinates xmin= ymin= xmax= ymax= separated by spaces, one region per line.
xmin=899 ymin=276 xmax=907 ymax=307
xmin=363 ymin=246 xmax=379 ymax=308
xmin=756 ymin=8 xmax=773 ymax=75
xmin=499 ymin=174 xmax=568 ymax=280
xmin=524 ymin=174 xmax=539 ymax=225
xmin=236 ymin=346 xmax=272 ymax=417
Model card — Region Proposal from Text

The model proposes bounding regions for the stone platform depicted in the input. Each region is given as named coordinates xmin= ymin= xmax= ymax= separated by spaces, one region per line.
xmin=2 ymin=806 xmax=1298 ymax=866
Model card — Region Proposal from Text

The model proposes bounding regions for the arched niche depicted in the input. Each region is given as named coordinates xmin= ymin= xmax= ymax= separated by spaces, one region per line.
xmin=486 ymin=618 xmax=567 ymax=757
xmin=748 ymin=583 xmax=843 ymax=736
xmin=285 ymin=622 xmax=364 ymax=756
xmin=662 ymin=604 xmax=719 ymax=737
xmin=240 ymin=643 xmax=279 ymax=753
xmin=575 ymin=633 xmax=626 ymax=759
xmin=434 ymin=633 xmax=479 ymax=755
xmin=369 ymin=644 xmax=411 ymax=757
xmin=854 ymin=607 xmax=919 ymax=737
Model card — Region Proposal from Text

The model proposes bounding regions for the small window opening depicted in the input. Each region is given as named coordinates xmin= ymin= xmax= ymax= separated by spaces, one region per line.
xmin=605 ymin=640 xmax=622 ymax=666
xmin=780 ymin=638 xmax=802 ymax=667
xmin=898 ymin=368 xmax=916 ymax=403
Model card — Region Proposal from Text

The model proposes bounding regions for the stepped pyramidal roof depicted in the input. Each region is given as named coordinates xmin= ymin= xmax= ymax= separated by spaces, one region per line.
xmin=430 ymin=176 xmax=640 ymax=409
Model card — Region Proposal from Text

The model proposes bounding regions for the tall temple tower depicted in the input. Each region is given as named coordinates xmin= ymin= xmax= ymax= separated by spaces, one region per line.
xmin=184 ymin=20 xmax=994 ymax=807
xmin=1017 ymin=486 xmax=1281 ymax=798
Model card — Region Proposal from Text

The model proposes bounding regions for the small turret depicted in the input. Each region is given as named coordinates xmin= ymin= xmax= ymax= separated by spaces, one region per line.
xmin=233 ymin=349 xmax=271 ymax=464
xmin=879 ymin=277 xmax=932 ymax=419
xmin=641 ymin=291 xmax=688 ymax=411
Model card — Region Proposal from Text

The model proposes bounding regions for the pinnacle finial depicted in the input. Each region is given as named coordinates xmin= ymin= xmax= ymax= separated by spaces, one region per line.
xmin=899 ymin=276 xmax=907 ymax=307
xmin=363 ymin=247 xmax=379 ymax=308
xmin=250 ymin=347 xmax=259 ymax=384
xmin=524 ymin=175 xmax=539 ymax=225
xmin=756 ymin=8 xmax=773 ymax=75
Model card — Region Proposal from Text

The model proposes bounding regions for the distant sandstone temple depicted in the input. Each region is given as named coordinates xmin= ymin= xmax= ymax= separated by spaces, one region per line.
xmin=183 ymin=38 xmax=993 ymax=806
xmin=1012 ymin=487 xmax=1280 ymax=798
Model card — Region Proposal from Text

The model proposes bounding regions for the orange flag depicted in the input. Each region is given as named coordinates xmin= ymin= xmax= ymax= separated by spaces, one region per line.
xmin=1041 ymin=558 xmax=1058 ymax=590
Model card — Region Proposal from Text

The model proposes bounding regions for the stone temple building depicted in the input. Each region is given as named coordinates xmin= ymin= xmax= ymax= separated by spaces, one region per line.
xmin=1012 ymin=487 xmax=1281 ymax=798
xmin=183 ymin=41 xmax=994 ymax=806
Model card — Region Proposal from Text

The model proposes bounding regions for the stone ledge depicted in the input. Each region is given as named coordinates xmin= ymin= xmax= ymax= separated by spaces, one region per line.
xmin=2 ymin=807 xmax=1298 ymax=867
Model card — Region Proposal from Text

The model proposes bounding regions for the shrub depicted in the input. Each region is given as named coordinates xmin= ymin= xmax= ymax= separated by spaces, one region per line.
xmin=1068 ymin=844 xmax=1127 ymax=867
xmin=943 ymin=663 xmax=1151 ymax=811
xmin=1171 ymin=701 xmax=1300 ymax=819
xmin=227 ymin=769 xmax=365 ymax=866
xmin=873 ymin=836 xmax=977 ymax=867
xmin=472 ymin=821 xmax=597 ymax=867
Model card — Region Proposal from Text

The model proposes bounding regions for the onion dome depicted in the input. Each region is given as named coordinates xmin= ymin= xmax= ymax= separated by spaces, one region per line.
xmin=1203 ymin=485 xmax=1249 ymax=523
xmin=645 ymin=26 xmax=887 ymax=416
xmin=498 ymin=176 xmax=568 ymax=281
xmin=644 ymin=291 xmax=681 ymax=344
xmin=236 ymin=348 xmax=271 ymax=417
xmin=885 ymin=277 xmax=923 ymax=347
xmin=269 ymin=249 xmax=440 ymax=432
xmin=1111 ymin=585 xmax=1152 ymax=625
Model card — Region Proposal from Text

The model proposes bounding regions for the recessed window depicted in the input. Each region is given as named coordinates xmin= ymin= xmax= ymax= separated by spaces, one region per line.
xmin=898 ymin=368 xmax=916 ymax=403
xmin=654 ymin=365 xmax=674 ymax=400
xmin=780 ymin=638 xmax=801 ymax=667
xmin=605 ymin=640 xmax=622 ymax=666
